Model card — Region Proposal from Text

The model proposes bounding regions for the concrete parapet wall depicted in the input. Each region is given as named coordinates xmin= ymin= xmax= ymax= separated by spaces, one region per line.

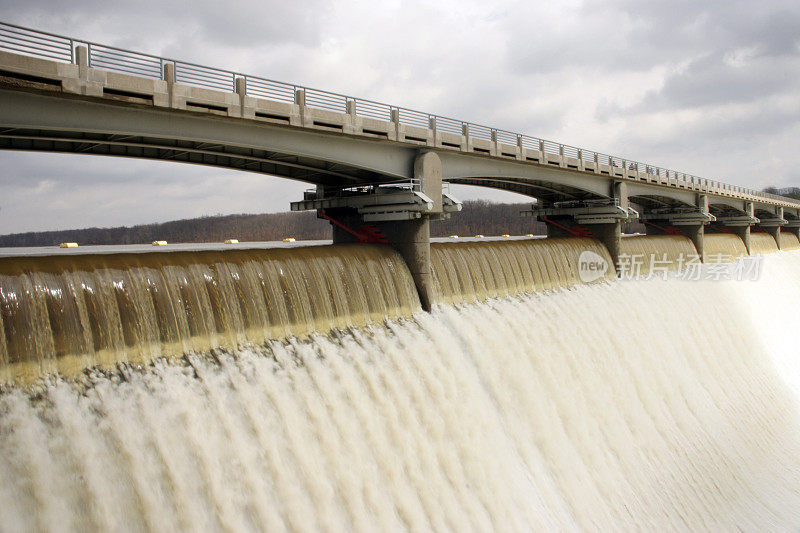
xmin=398 ymin=123 xmax=432 ymax=145
xmin=0 ymin=50 xmax=78 ymax=83
xmin=468 ymin=136 xmax=493 ymax=155
xmin=435 ymin=131 xmax=465 ymax=151
xmin=171 ymin=83 xmax=243 ymax=116
xmin=249 ymin=99 xmax=300 ymax=125
xmin=301 ymin=106 xmax=353 ymax=133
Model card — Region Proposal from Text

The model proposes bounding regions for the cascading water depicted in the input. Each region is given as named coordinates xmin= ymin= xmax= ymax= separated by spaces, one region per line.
xmin=430 ymin=237 xmax=612 ymax=304
xmin=0 ymin=245 xmax=419 ymax=383
xmin=749 ymin=232 xmax=779 ymax=255
xmin=619 ymin=235 xmax=699 ymax=274
xmin=704 ymin=233 xmax=750 ymax=260
xmin=1 ymin=240 xmax=800 ymax=531
xmin=780 ymin=232 xmax=800 ymax=250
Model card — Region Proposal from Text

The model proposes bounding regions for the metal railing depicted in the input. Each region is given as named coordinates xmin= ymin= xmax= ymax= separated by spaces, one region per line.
xmin=0 ymin=20 xmax=797 ymax=207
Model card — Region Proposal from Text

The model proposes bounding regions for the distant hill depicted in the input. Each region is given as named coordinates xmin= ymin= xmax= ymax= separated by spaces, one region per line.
xmin=0 ymin=200 xmax=550 ymax=247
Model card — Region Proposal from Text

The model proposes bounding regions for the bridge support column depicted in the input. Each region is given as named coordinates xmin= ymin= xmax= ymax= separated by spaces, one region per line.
xmin=783 ymin=220 xmax=800 ymax=241
xmin=640 ymin=194 xmax=713 ymax=261
xmin=330 ymin=213 xmax=434 ymax=311
xmin=756 ymin=206 xmax=786 ymax=250
xmin=525 ymin=181 xmax=636 ymax=273
xmin=290 ymin=151 xmax=460 ymax=312
xmin=542 ymin=218 xmax=623 ymax=271
xmin=587 ymin=222 xmax=621 ymax=269
xmin=712 ymin=202 xmax=757 ymax=254
xmin=644 ymin=222 xmax=705 ymax=261
xmin=732 ymin=226 xmax=752 ymax=254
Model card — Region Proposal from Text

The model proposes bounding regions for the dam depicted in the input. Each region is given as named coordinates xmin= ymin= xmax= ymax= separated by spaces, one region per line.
xmin=1 ymin=233 xmax=800 ymax=530
xmin=2 ymin=20 xmax=800 ymax=532
xmin=1 ymin=235 xmax=800 ymax=530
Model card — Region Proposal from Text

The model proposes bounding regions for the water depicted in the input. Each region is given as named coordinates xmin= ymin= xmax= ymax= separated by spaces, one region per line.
xmin=0 ymin=245 xmax=419 ymax=383
xmin=2 ymin=251 xmax=800 ymax=531
xmin=781 ymin=232 xmax=800 ymax=250
xmin=0 ymin=238 xmax=610 ymax=383
xmin=619 ymin=234 xmax=698 ymax=273
xmin=430 ymin=237 xmax=612 ymax=305
xmin=750 ymin=233 xmax=780 ymax=255
xmin=704 ymin=233 xmax=749 ymax=260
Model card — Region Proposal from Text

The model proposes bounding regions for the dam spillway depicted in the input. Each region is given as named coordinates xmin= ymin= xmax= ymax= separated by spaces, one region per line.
xmin=0 ymin=238 xmax=620 ymax=383
xmin=0 ymin=244 xmax=420 ymax=383
xmin=1 ymin=236 xmax=800 ymax=530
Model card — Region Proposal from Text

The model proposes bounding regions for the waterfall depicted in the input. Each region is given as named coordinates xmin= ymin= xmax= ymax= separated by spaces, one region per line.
xmin=1 ymin=251 xmax=800 ymax=530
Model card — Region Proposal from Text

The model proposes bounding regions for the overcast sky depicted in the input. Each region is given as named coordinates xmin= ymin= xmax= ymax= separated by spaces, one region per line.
xmin=2 ymin=0 xmax=799 ymax=234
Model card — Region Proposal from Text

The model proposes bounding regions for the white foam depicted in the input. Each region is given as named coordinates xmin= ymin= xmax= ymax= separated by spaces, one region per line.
xmin=1 ymin=252 xmax=800 ymax=530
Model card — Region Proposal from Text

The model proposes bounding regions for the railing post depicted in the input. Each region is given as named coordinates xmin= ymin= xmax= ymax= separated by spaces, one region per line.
xmin=538 ymin=139 xmax=545 ymax=153
xmin=429 ymin=116 xmax=436 ymax=131
xmin=163 ymin=62 xmax=175 ymax=83
xmin=75 ymin=45 xmax=88 ymax=75
xmin=346 ymin=99 xmax=356 ymax=115
xmin=235 ymin=77 xmax=248 ymax=118
xmin=295 ymin=89 xmax=307 ymax=125
xmin=162 ymin=62 xmax=175 ymax=107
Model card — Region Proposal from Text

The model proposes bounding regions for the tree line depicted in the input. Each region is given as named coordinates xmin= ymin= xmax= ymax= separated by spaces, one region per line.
xmin=0 ymin=201 xmax=551 ymax=247
xmin=12 ymin=188 xmax=795 ymax=248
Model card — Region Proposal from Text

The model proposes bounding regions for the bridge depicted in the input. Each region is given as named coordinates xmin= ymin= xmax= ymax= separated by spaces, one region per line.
xmin=1 ymin=21 xmax=799 ymax=310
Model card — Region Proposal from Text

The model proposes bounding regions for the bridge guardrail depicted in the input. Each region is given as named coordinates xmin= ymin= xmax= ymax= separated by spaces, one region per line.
xmin=0 ymin=20 xmax=797 ymax=207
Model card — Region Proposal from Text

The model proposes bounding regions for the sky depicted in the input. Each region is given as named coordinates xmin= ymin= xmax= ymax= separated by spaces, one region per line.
xmin=2 ymin=0 xmax=799 ymax=234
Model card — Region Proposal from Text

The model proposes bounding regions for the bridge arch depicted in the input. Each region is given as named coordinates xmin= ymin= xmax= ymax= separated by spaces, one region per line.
xmin=708 ymin=197 xmax=751 ymax=216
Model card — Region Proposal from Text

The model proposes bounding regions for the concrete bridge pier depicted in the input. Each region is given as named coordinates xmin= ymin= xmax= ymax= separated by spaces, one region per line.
xmin=526 ymin=181 xmax=634 ymax=272
xmin=640 ymin=194 xmax=713 ymax=261
xmin=712 ymin=201 xmax=758 ymax=254
xmin=328 ymin=212 xmax=435 ymax=310
xmin=783 ymin=220 xmax=800 ymax=241
xmin=290 ymin=151 xmax=459 ymax=311
xmin=756 ymin=206 xmax=787 ymax=249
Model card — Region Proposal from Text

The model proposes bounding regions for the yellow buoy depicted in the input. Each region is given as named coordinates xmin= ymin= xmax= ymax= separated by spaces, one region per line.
xmin=449 ymin=235 xmax=459 ymax=239
xmin=59 ymin=242 xmax=78 ymax=248
xmin=525 ymin=233 xmax=535 ymax=237
xmin=282 ymin=237 xmax=296 ymax=243
xmin=501 ymin=234 xmax=511 ymax=238
xmin=474 ymin=234 xmax=484 ymax=238
xmin=152 ymin=240 xmax=168 ymax=246
xmin=224 ymin=239 xmax=239 ymax=244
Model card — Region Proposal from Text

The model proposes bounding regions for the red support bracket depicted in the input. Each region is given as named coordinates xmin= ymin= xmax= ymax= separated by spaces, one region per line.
xmin=641 ymin=220 xmax=683 ymax=235
xmin=539 ymin=216 xmax=594 ymax=238
xmin=317 ymin=210 xmax=389 ymax=243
